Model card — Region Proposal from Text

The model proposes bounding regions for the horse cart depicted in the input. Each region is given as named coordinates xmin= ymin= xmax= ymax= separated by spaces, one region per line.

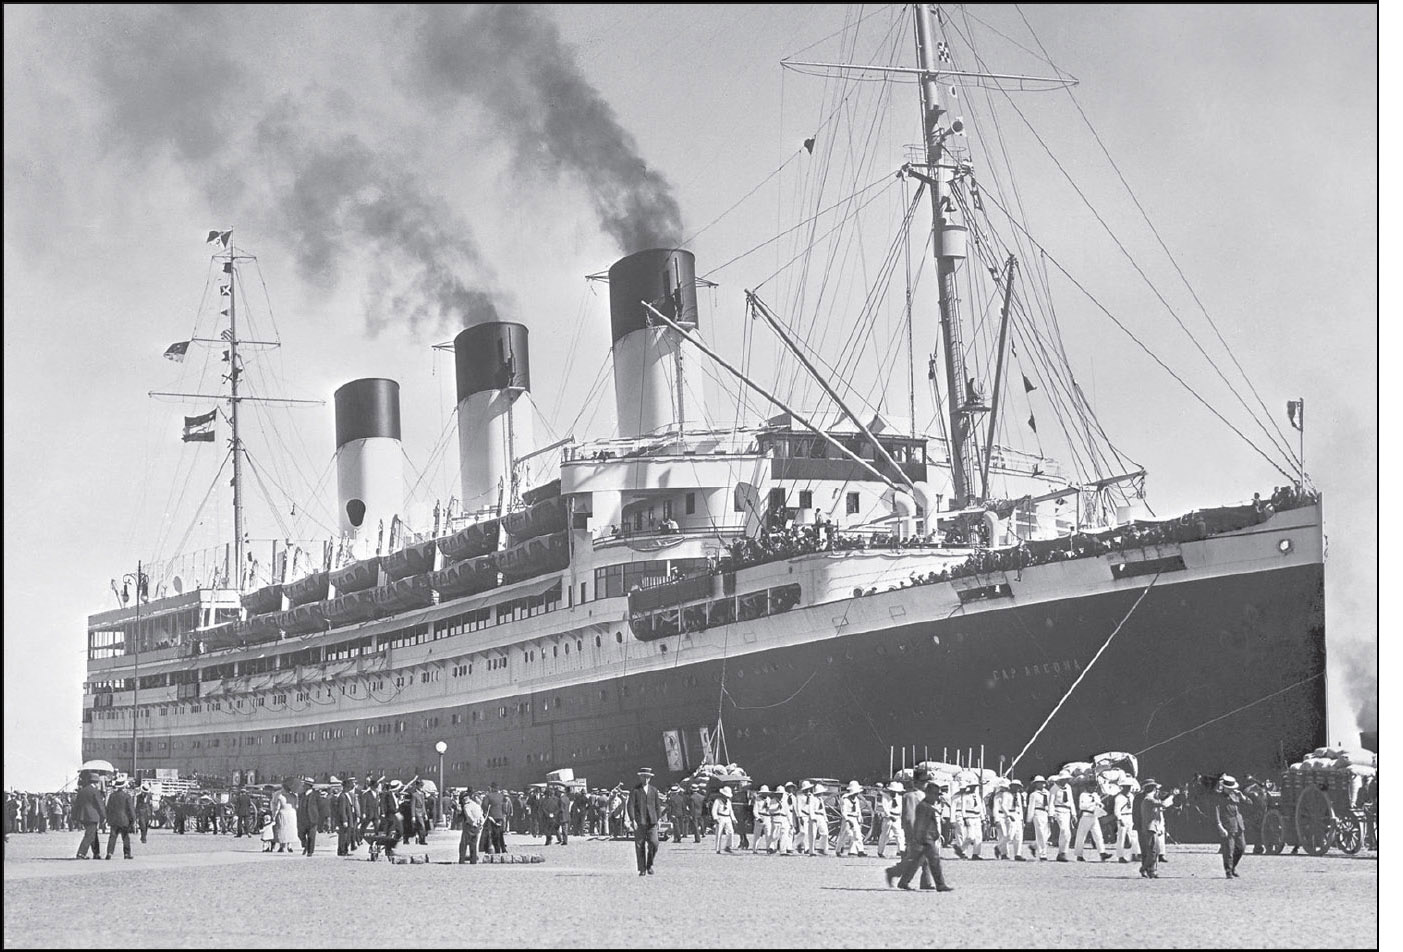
xmin=1264 ymin=760 xmax=1376 ymax=855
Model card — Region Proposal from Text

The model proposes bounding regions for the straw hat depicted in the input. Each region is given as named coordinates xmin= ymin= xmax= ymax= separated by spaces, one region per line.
xmin=757 ymin=785 xmax=771 ymax=794
xmin=1009 ymin=779 xmax=1024 ymax=789
xmin=845 ymin=780 xmax=862 ymax=795
xmin=887 ymin=781 xmax=905 ymax=793
xmin=799 ymin=780 xmax=814 ymax=792
xmin=1219 ymin=775 xmax=1239 ymax=791
xmin=1032 ymin=775 xmax=1046 ymax=785
xmin=719 ymin=786 xmax=733 ymax=799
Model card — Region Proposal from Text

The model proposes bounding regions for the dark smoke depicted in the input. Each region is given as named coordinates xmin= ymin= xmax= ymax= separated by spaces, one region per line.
xmin=409 ymin=5 xmax=685 ymax=251
xmin=84 ymin=6 xmax=508 ymax=336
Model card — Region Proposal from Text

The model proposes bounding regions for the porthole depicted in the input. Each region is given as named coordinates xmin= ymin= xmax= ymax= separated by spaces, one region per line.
xmin=1278 ymin=538 xmax=1293 ymax=554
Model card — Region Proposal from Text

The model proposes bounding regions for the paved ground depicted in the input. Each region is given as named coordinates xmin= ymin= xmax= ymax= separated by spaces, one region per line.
xmin=3 ymin=830 xmax=1377 ymax=947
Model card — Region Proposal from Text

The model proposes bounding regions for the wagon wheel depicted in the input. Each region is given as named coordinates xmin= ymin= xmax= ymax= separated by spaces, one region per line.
xmin=1295 ymin=787 xmax=1334 ymax=856
xmin=861 ymin=803 xmax=877 ymax=844
xmin=1337 ymin=814 xmax=1363 ymax=855
xmin=1261 ymin=809 xmax=1285 ymax=855
xmin=825 ymin=802 xmax=843 ymax=842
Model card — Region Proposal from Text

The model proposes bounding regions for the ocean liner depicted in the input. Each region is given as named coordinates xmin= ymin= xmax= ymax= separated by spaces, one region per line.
xmin=82 ymin=6 xmax=1325 ymax=791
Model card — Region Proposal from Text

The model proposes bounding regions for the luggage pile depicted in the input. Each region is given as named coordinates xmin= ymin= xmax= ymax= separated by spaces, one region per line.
xmin=685 ymin=763 xmax=751 ymax=790
xmin=1285 ymin=746 xmax=1376 ymax=806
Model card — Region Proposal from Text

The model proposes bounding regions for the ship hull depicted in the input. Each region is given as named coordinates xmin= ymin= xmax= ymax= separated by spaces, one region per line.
xmin=88 ymin=559 xmax=1325 ymax=791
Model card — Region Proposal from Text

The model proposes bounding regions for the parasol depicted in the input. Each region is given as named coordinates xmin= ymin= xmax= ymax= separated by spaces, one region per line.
xmin=79 ymin=759 xmax=117 ymax=774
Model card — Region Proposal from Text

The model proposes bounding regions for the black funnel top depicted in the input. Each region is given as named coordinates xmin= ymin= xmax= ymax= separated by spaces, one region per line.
xmin=454 ymin=322 xmax=531 ymax=401
xmin=334 ymin=378 xmax=401 ymax=448
xmin=607 ymin=248 xmax=698 ymax=344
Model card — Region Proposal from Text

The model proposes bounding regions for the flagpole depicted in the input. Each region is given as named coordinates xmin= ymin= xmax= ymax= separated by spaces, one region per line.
xmin=1299 ymin=397 xmax=1305 ymax=491
xmin=227 ymin=234 xmax=245 ymax=589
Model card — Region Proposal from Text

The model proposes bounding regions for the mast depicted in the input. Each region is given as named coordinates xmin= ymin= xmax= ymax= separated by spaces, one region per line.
xmin=914 ymin=4 xmax=974 ymax=509
xmin=227 ymin=238 xmax=245 ymax=588
xmin=981 ymin=255 xmax=1017 ymax=500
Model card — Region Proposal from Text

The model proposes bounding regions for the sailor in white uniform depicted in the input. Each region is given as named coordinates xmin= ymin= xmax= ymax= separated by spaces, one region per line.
xmin=1026 ymin=776 xmax=1052 ymax=861
xmin=1074 ymin=786 xmax=1112 ymax=862
xmin=959 ymin=783 xmax=984 ymax=859
xmin=751 ymin=786 xmax=772 ymax=853
xmin=837 ymin=781 xmax=867 ymax=856
xmin=1112 ymin=781 xmax=1137 ymax=862
xmin=1052 ymin=773 xmax=1075 ymax=861
xmin=997 ymin=779 xmax=1026 ymax=860
xmin=712 ymin=786 xmax=737 ymax=853
xmin=876 ymin=782 xmax=904 ymax=858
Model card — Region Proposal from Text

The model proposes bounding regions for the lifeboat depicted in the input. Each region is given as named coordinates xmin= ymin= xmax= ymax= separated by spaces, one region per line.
xmin=427 ymin=553 xmax=499 ymax=599
xmin=502 ymin=496 xmax=568 ymax=541
xmin=281 ymin=601 xmax=329 ymax=635
xmin=325 ymin=590 xmax=378 ymax=625
xmin=241 ymin=583 xmax=283 ymax=615
xmin=438 ymin=517 xmax=500 ymax=563
xmin=284 ymin=571 xmax=329 ymax=606
xmin=382 ymin=539 xmax=438 ymax=580
xmin=331 ymin=556 xmax=380 ymax=594
xmin=233 ymin=613 xmax=281 ymax=643
xmin=498 ymin=531 xmax=569 ymax=582
xmin=372 ymin=575 xmax=436 ymax=613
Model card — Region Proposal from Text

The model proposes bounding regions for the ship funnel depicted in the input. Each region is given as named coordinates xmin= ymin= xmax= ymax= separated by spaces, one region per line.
xmin=334 ymin=378 xmax=403 ymax=540
xmin=455 ymin=321 xmax=535 ymax=512
xmin=607 ymin=248 xmax=702 ymax=439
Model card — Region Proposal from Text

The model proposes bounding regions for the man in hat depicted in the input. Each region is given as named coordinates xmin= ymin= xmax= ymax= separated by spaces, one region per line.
xmin=877 ymin=782 xmax=904 ymax=859
xmin=1112 ymin=781 xmax=1137 ymax=863
xmin=886 ymin=781 xmax=953 ymax=892
xmin=458 ymin=787 xmax=483 ymax=864
xmin=667 ymin=785 xmax=688 ymax=844
xmin=104 ymin=777 xmax=136 ymax=860
xmin=957 ymin=782 xmax=984 ymax=860
xmin=627 ymin=767 xmax=662 ymax=875
xmin=483 ymin=782 xmax=509 ymax=855
xmin=712 ymin=785 xmax=737 ymax=853
xmin=335 ymin=777 xmax=358 ymax=856
xmin=73 ymin=772 xmax=105 ymax=860
xmin=1051 ymin=773 xmax=1075 ymax=861
xmin=751 ymin=786 xmax=773 ymax=853
xmin=296 ymin=777 xmax=321 ymax=856
xmin=410 ymin=779 xmax=429 ymax=845
xmin=1215 ymin=775 xmax=1247 ymax=879
xmin=542 ymin=784 xmax=568 ymax=846
xmin=1137 ymin=779 xmax=1174 ymax=878
xmin=687 ymin=784 xmax=705 ymax=843
xmin=379 ymin=779 xmax=404 ymax=850
xmin=994 ymin=780 xmax=1025 ymax=861
xmin=136 ymin=783 xmax=155 ymax=844
xmin=232 ymin=784 xmax=251 ymax=839
xmin=837 ymin=781 xmax=868 ymax=857
xmin=1073 ymin=782 xmax=1111 ymax=862
xmin=1026 ymin=777 xmax=1051 ymax=861
xmin=360 ymin=776 xmax=381 ymax=844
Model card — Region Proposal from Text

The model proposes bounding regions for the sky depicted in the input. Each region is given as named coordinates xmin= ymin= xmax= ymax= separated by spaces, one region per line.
xmin=3 ymin=4 xmax=1380 ymax=789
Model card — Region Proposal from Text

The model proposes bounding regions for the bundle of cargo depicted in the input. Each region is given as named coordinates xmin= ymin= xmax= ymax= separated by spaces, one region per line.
xmin=545 ymin=768 xmax=574 ymax=785
xmin=1092 ymin=751 xmax=1139 ymax=777
xmin=685 ymin=763 xmax=751 ymax=790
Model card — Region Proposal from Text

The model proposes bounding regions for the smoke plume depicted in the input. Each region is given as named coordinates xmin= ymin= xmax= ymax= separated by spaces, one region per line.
xmin=408 ymin=5 xmax=685 ymax=251
xmin=84 ymin=6 xmax=508 ymax=336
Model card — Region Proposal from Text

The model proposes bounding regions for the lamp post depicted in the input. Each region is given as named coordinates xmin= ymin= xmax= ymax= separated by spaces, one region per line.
xmin=121 ymin=561 xmax=145 ymax=781
xmin=435 ymin=740 xmax=448 ymax=828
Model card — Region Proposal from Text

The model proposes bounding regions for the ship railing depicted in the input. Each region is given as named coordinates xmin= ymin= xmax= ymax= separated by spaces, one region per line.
xmin=563 ymin=430 xmax=763 ymax=463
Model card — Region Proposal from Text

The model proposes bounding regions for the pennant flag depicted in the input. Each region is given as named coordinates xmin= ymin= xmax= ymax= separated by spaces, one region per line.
xmin=803 ymin=136 xmax=815 ymax=154
xmin=220 ymin=328 xmax=233 ymax=341
xmin=222 ymin=262 xmax=233 ymax=273
xmin=1027 ymin=413 xmax=1038 ymax=434
xmin=220 ymin=283 xmax=232 ymax=296
xmin=937 ymin=41 xmax=952 ymax=64
xmin=221 ymin=350 xmax=230 ymax=363
xmin=206 ymin=229 xmax=232 ymax=248
xmin=220 ymin=306 xmax=230 ymax=316
xmin=1022 ymin=373 xmax=1037 ymax=393
xmin=182 ymin=408 xmax=217 ymax=443
xmin=1287 ymin=398 xmax=1304 ymax=431
xmin=163 ymin=340 xmax=191 ymax=362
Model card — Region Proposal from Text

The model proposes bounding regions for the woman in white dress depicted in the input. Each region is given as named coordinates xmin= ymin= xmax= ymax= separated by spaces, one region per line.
xmin=270 ymin=779 xmax=300 ymax=853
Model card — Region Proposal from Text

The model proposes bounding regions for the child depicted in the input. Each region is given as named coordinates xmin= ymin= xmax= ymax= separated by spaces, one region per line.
xmin=259 ymin=811 xmax=275 ymax=852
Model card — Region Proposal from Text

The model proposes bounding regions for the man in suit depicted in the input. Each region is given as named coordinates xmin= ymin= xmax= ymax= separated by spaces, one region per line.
xmin=335 ymin=777 xmax=358 ymax=856
xmin=136 ymin=784 xmax=155 ymax=844
xmin=296 ymin=777 xmax=321 ymax=856
xmin=233 ymin=785 xmax=252 ymax=838
xmin=360 ymin=776 xmax=381 ymax=843
xmin=1216 ymin=775 xmax=1247 ymax=879
xmin=105 ymin=778 xmax=136 ymax=859
xmin=687 ymin=785 xmax=705 ymax=844
xmin=884 ymin=768 xmax=938 ymax=888
xmin=542 ymin=785 xmax=568 ymax=846
xmin=1137 ymin=779 xmax=1175 ymax=879
xmin=887 ymin=781 xmax=954 ymax=891
xmin=667 ymin=785 xmax=687 ymax=843
xmin=73 ymin=772 xmax=105 ymax=860
xmin=628 ymin=767 xmax=662 ymax=876
xmin=483 ymin=782 xmax=509 ymax=854
xmin=410 ymin=780 xmax=429 ymax=845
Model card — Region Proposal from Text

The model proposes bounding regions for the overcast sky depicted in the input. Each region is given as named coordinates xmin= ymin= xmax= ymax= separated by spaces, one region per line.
xmin=3 ymin=5 xmax=1379 ymax=788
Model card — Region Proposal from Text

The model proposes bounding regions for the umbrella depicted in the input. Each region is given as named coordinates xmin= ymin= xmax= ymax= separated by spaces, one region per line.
xmin=418 ymin=780 xmax=438 ymax=795
xmin=79 ymin=759 xmax=117 ymax=774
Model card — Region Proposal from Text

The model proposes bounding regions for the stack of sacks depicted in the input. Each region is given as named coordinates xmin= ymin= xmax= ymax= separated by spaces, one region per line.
xmin=1094 ymin=765 xmax=1139 ymax=796
xmin=1093 ymin=751 xmax=1139 ymax=777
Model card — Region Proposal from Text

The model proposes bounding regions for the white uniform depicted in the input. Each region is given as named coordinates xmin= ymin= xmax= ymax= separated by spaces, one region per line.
xmin=877 ymin=792 xmax=904 ymax=857
xmin=712 ymin=797 xmax=736 ymax=852
xmin=803 ymin=793 xmax=829 ymax=855
xmin=1027 ymin=787 xmax=1051 ymax=859
xmin=837 ymin=794 xmax=867 ymax=856
xmin=752 ymin=796 xmax=772 ymax=853
xmin=1112 ymin=791 xmax=1136 ymax=861
xmin=1074 ymin=790 xmax=1107 ymax=859
xmin=960 ymin=790 xmax=984 ymax=858
xmin=771 ymin=791 xmax=794 ymax=854
xmin=995 ymin=789 xmax=1023 ymax=859
xmin=1053 ymin=783 xmax=1075 ymax=858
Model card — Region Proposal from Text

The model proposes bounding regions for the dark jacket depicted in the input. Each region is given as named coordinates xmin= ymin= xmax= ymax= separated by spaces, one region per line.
xmin=74 ymin=784 xmax=106 ymax=825
xmin=105 ymin=789 xmax=136 ymax=830
xmin=335 ymin=791 xmax=357 ymax=827
xmin=235 ymin=790 xmax=252 ymax=816
xmin=1216 ymin=791 xmax=1246 ymax=835
xmin=483 ymin=790 xmax=508 ymax=822
xmin=629 ymin=783 xmax=662 ymax=828
xmin=361 ymin=788 xmax=381 ymax=822
xmin=912 ymin=798 xmax=942 ymax=844
xmin=297 ymin=790 xmax=321 ymax=829
xmin=688 ymin=790 xmax=705 ymax=817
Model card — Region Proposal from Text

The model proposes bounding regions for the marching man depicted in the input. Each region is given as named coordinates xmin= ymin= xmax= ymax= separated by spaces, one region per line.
xmin=995 ymin=780 xmax=1026 ymax=861
xmin=837 ymin=781 xmax=868 ymax=856
xmin=801 ymin=783 xmax=830 ymax=856
xmin=959 ymin=782 xmax=984 ymax=860
xmin=876 ymin=782 xmax=904 ymax=858
xmin=770 ymin=783 xmax=796 ymax=855
xmin=712 ymin=786 xmax=737 ymax=853
xmin=1052 ymin=773 xmax=1076 ymax=861
xmin=1074 ymin=782 xmax=1112 ymax=862
xmin=1112 ymin=781 xmax=1137 ymax=863
xmin=751 ymin=786 xmax=772 ymax=853
xmin=1026 ymin=776 xmax=1051 ymax=861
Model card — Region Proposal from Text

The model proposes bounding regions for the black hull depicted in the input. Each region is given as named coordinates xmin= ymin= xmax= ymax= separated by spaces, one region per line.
xmin=90 ymin=561 xmax=1325 ymax=791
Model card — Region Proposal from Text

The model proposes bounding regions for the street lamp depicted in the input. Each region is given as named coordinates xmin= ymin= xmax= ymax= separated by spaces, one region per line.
xmin=120 ymin=560 xmax=146 ymax=782
xmin=435 ymin=740 xmax=448 ymax=828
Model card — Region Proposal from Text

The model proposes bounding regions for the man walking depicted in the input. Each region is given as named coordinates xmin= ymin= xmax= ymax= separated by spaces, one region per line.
xmin=628 ymin=767 xmax=662 ymax=876
xmin=104 ymin=778 xmax=136 ymax=860
xmin=336 ymin=777 xmax=357 ymax=856
xmin=73 ymin=772 xmax=105 ymax=860
xmin=410 ymin=780 xmax=429 ymax=845
xmin=1216 ymin=775 xmax=1247 ymax=879
xmin=297 ymin=777 xmax=321 ymax=856
xmin=877 ymin=782 xmax=904 ymax=859
xmin=667 ymin=785 xmax=687 ymax=844
xmin=1112 ymin=781 xmax=1137 ymax=862
xmin=837 ymin=781 xmax=868 ymax=856
xmin=136 ymin=784 xmax=155 ymax=845
xmin=1052 ymin=773 xmax=1075 ymax=861
xmin=1027 ymin=777 xmax=1051 ymax=860
xmin=885 ymin=781 xmax=953 ymax=892
xmin=1074 ymin=784 xmax=1112 ymax=862
xmin=1137 ymin=779 xmax=1175 ymax=879
xmin=712 ymin=786 xmax=737 ymax=853
xmin=233 ymin=785 xmax=251 ymax=838
xmin=687 ymin=785 xmax=705 ymax=844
